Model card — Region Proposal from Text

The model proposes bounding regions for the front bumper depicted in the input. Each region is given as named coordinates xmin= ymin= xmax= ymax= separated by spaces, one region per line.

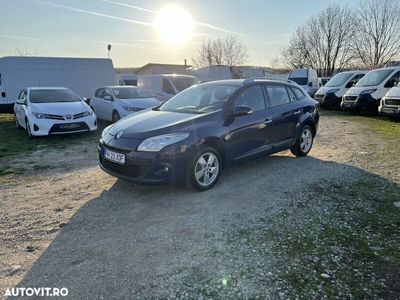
xmin=315 ymin=92 xmax=341 ymax=108
xmin=341 ymin=94 xmax=379 ymax=112
xmin=378 ymin=105 xmax=400 ymax=117
xmin=29 ymin=115 xmax=97 ymax=136
xmin=98 ymin=141 xmax=190 ymax=184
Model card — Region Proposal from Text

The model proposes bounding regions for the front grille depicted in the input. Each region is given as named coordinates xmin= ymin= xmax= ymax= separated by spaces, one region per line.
xmin=314 ymin=94 xmax=324 ymax=100
xmin=344 ymin=95 xmax=357 ymax=102
xmin=49 ymin=122 xmax=89 ymax=134
xmin=385 ymin=98 xmax=400 ymax=106
xmin=45 ymin=114 xmax=64 ymax=120
xmin=100 ymin=155 xmax=150 ymax=178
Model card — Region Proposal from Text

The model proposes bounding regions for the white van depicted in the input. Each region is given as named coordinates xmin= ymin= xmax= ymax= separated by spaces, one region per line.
xmin=191 ymin=65 xmax=232 ymax=82
xmin=378 ymin=84 xmax=400 ymax=119
xmin=137 ymin=74 xmax=198 ymax=102
xmin=0 ymin=56 xmax=117 ymax=113
xmin=314 ymin=71 xmax=366 ymax=108
xmin=116 ymin=73 xmax=138 ymax=86
xmin=288 ymin=68 xmax=319 ymax=97
xmin=342 ymin=66 xmax=400 ymax=112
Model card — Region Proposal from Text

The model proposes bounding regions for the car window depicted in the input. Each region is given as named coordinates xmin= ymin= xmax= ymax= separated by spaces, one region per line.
xmin=265 ymin=85 xmax=291 ymax=107
xmin=291 ymin=86 xmax=306 ymax=100
xmin=162 ymin=78 xmax=175 ymax=95
xmin=18 ymin=90 xmax=26 ymax=100
xmin=235 ymin=85 xmax=266 ymax=112
xmin=287 ymin=87 xmax=298 ymax=102
xmin=384 ymin=71 xmax=400 ymax=88
xmin=95 ymin=88 xmax=104 ymax=98
xmin=352 ymin=74 xmax=365 ymax=84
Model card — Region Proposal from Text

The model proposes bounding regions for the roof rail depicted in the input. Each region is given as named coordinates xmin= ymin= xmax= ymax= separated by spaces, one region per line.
xmin=243 ymin=77 xmax=293 ymax=84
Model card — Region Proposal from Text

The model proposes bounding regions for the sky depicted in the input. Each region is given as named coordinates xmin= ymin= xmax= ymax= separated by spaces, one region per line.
xmin=0 ymin=0 xmax=359 ymax=68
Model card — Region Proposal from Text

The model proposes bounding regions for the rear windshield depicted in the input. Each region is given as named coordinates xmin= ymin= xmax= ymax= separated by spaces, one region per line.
xmin=112 ymin=87 xmax=150 ymax=99
xmin=170 ymin=77 xmax=197 ymax=92
xmin=325 ymin=73 xmax=353 ymax=87
xmin=30 ymin=89 xmax=81 ymax=103
xmin=289 ymin=77 xmax=308 ymax=85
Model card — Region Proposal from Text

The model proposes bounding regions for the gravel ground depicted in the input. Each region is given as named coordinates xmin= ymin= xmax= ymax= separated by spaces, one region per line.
xmin=0 ymin=113 xmax=399 ymax=299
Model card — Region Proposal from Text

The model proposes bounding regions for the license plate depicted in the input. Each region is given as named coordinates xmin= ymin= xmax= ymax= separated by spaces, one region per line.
xmin=104 ymin=149 xmax=125 ymax=164
xmin=60 ymin=123 xmax=80 ymax=129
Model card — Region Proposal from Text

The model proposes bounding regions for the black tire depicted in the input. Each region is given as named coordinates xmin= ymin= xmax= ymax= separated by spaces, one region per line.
xmin=189 ymin=147 xmax=222 ymax=191
xmin=26 ymin=120 xmax=33 ymax=139
xmin=112 ymin=111 xmax=121 ymax=123
xmin=290 ymin=125 xmax=314 ymax=157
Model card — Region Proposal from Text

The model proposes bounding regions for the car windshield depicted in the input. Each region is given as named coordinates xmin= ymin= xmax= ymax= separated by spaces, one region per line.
xmin=30 ymin=89 xmax=81 ymax=103
xmin=160 ymin=83 xmax=238 ymax=114
xmin=112 ymin=87 xmax=150 ymax=99
xmin=356 ymin=69 xmax=393 ymax=87
xmin=289 ymin=77 xmax=308 ymax=85
xmin=169 ymin=77 xmax=197 ymax=92
xmin=325 ymin=73 xmax=353 ymax=87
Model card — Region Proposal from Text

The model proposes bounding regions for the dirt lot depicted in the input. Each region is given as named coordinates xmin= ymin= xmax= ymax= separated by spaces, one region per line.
xmin=0 ymin=112 xmax=399 ymax=299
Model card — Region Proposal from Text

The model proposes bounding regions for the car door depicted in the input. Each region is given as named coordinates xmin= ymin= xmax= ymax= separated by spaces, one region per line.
xmin=94 ymin=88 xmax=114 ymax=121
xmin=226 ymin=84 xmax=274 ymax=161
xmin=15 ymin=89 xmax=27 ymax=127
xmin=264 ymin=84 xmax=303 ymax=145
xmin=91 ymin=88 xmax=104 ymax=119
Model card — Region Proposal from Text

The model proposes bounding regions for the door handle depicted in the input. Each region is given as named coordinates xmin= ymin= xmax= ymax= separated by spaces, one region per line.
xmin=294 ymin=110 xmax=302 ymax=115
xmin=263 ymin=119 xmax=272 ymax=125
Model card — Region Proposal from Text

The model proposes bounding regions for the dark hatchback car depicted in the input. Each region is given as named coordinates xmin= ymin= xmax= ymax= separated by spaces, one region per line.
xmin=98 ymin=78 xmax=320 ymax=191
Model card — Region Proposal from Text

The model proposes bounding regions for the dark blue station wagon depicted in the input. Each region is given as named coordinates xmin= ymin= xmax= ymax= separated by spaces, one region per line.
xmin=98 ymin=78 xmax=320 ymax=191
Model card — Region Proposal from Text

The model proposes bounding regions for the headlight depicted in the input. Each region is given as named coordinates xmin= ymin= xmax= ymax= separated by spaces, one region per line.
xmin=101 ymin=125 xmax=113 ymax=139
xmin=137 ymin=133 xmax=189 ymax=152
xmin=360 ymin=89 xmax=377 ymax=95
xmin=32 ymin=112 xmax=45 ymax=119
xmin=327 ymin=89 xmax=339 ymax=94
xmin=81 ymin=110 xmax=93 ymax=117
xmin=123 ymin=106 xmax=142 ymax=112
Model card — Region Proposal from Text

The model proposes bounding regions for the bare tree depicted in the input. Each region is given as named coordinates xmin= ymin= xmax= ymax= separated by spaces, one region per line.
xmin=354 ymin=0 xmax=400 ymax=68
xmin=280 ymin=4 xmax=356 ymax=76
xmin=192 ymin=36 xmax=248 ymax=69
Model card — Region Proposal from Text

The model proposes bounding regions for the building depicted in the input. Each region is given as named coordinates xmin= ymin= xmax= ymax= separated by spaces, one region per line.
xmin=135 ymin=63 xmax=191 ymax=76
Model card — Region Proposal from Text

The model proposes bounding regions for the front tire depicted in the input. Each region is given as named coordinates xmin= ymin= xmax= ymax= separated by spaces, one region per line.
xmin=290 ymin=125 xmax=314 ymax=157
xmin=112 ymin=111 xmax=121 ymax=123
xmin=189 ymin=147 xmax=221 ymax=191
xmin=26 ymin=120 xmax=33 ymax=139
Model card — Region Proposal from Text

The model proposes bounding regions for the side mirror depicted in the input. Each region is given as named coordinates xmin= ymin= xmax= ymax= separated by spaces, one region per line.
xmin=233 ymin=105 xmax=252 ymax=117
xmin=308 ymin=82 xmax=313 ymax=87
xmin=346 ymin=81 xmax=355 ymax=88
xmin=1 ymin=92 xmax=5 ymax=98
xmin=103 ymin=95 xmax=113 ymax=101
xmin=81 ymin=97 xmax=91 ymax=104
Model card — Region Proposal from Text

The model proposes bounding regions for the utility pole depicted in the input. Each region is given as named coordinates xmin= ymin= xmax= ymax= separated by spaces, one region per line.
xmin=107 ymin=44 xmax=112 ymax=59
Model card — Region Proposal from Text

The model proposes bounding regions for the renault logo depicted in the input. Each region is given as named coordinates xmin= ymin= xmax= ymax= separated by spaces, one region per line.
xmin=116 ymin=131 xmax=123 ymax=139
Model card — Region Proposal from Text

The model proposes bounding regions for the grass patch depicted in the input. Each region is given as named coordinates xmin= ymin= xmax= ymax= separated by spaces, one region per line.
xmin=0 ymin=114 xmax=108 ymax=162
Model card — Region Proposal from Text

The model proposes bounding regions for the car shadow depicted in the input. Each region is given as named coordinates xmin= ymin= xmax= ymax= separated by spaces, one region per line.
xmin=15 ymin=154 xmax=399 ymax=299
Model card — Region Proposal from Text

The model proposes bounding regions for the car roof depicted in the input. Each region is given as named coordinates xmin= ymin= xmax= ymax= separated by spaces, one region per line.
xmin=103 ymin=86 xmax=139 ymax=89
xmin=28 ymin=87 xmax=69 ymax=91
xmin=198 ymin=78 xmax=299 ymax=87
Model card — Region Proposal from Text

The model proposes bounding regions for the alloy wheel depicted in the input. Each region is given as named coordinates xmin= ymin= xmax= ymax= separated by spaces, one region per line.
xmin=194 ymin=152 xmax=220 ymax=188
xmin=300 ymin=128 xmax=313 ymax=153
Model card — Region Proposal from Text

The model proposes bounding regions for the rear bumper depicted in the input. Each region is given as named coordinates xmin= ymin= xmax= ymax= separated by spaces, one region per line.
xmin=341 ymin=94 xmax=378 ymax=112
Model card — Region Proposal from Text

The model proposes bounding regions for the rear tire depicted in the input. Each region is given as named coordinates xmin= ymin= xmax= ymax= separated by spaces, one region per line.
xmin=189 ymin=147 xmax=221 ymax=191
xmin=290 ymin=125 xmax=314 ymax=157
xmin=112 ymin=111 xmax=121 ymax=123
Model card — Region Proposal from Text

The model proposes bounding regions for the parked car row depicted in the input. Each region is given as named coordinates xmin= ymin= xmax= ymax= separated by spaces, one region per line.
xmin=13 ymin=86 xmax=162 ymax=137
xmin=314 ymin=66 xmax=400 ymax=119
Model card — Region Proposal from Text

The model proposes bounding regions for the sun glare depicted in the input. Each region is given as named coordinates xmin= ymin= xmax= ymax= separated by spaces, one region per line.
xmin=154 ymin=4 xmax=194 ymax=44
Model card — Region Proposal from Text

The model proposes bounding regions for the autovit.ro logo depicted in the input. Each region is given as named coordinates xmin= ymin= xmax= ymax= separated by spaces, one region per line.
xmin=5 ymin=287 xmax=68 ymax=297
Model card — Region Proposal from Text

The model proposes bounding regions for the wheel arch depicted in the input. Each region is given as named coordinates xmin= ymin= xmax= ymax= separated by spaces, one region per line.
xmin=201 ymin=137 xmax=226 ymax=167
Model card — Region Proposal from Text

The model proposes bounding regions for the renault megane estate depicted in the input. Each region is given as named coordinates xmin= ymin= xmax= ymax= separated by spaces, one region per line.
xmin=98 ymin=78 xmax=319 ymax=191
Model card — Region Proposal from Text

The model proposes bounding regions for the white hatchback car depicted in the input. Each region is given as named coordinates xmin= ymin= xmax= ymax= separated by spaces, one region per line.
xmin=90 ymin=86 xmax=161 ymax=122
xmin=14 ymin=87 xmax=97 ymax=137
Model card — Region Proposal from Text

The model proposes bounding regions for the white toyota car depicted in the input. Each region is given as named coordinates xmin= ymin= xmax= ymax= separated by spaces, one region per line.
xmin=14 ymin=87 xmax=97 ymax=137
xmin=90 ymin=86 xmax=161 ymax=122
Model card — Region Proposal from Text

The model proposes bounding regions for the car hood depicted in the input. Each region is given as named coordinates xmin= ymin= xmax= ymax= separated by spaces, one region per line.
xmin=116 ymin=97 xmax=161 ymax=108
xmin=108 ymin=109 xmax=214 ymax=139
xmin=385 ymin=87 xmax=400 ymax=98
xmin=29 ymin=101 xmax=90 ymax=115
xmin=345 ymin=86 xmax=376 ymax=96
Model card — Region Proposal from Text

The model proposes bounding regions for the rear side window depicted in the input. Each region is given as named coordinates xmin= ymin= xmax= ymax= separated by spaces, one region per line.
xmin=235 ymin=85 xmax=266 ymax=112
xmin=287 ymin=87 xmax=298 ymax=102
xmin=265 ymin=85 xmax=290 ymax=107
xmin=291 ymin=87 xmax=306 ymax=100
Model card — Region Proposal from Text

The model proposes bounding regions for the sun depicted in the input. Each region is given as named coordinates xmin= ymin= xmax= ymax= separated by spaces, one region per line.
xmin=154 ymin=4 xmax=194 ymax=44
